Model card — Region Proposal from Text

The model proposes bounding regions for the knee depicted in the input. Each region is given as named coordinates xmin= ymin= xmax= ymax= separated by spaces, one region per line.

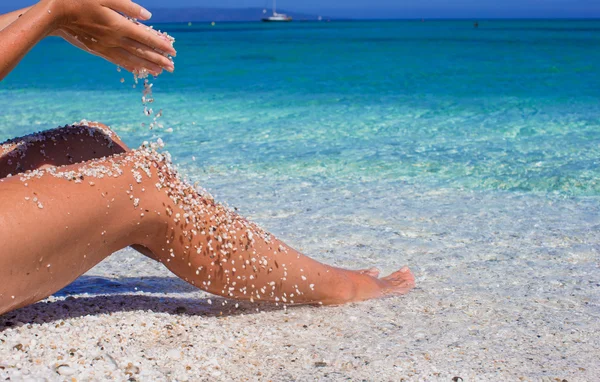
xmin=70 ymin=120 xmax=124 ymax=144
xmin=79 ymin=120 xmax=115 ymax=136
xmin=62 ymin=120 xmax=130 ymax=154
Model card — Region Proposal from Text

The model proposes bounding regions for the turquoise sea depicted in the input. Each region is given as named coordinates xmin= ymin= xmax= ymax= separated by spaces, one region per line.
xmin=0 ymin=20 xmax=599 ymax=271
xmin=2 ymin=20 xmax=599 ymax=195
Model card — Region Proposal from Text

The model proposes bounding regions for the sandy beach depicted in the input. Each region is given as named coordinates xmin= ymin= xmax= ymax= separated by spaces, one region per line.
xmin=1 ymin=186 xmax=598 ymax=381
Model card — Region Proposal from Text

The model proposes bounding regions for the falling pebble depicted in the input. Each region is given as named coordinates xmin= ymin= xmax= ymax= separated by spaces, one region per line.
xmin=120 ymin=78 xmax=125 ymax=83
xmin=117 ymin=66 xmax=122 ymax=72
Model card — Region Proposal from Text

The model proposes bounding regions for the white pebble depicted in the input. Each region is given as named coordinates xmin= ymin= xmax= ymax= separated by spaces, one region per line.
xmin=166 ymin=349 xmax=182 ymax=360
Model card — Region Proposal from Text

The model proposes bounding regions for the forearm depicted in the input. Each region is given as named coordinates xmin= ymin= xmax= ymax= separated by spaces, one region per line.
xmin=0 ymin=6 xmax=32 ymax=31
xmin=0 ymin=0 xmax=58 ymax=81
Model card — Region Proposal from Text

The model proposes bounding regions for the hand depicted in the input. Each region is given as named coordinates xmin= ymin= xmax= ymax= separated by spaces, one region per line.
xmin=49 ymin=0 xmax=176 ymax=76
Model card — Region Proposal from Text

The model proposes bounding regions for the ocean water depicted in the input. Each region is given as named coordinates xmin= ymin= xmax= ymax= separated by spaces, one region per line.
xmin=1 ymin=20 xmax=599 ymax=273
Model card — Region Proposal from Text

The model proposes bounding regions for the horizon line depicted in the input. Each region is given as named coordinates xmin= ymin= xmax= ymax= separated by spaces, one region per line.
xmin=147 ymin=17 xmax=600 ymax=22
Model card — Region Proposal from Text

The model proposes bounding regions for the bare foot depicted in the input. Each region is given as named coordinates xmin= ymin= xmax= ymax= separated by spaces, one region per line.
xmin=359 ymin=267 xmax=381 ymax=278
xmin=379 ymin=267 xmax=416 ymax=296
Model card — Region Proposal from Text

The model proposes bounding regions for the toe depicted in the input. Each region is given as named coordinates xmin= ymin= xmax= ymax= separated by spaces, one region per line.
xmin=382 ymin=267 xmax=416 ymax=288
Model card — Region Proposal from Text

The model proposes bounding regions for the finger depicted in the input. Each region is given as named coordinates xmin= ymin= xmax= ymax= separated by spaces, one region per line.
xmin=121 ymin=37 xmax=174 ymax=72
xmin=104 ymin=0 xmax=152 ymax=20
xmin=94 ymin=47 xmax=135 ymax=72
xmin=120 ymin=20 xmax=177 ymax=57
xmin=101 ymin=54 xmax=137 ymax=74
xmin=111 ymin=47 xmax=164 ymax=76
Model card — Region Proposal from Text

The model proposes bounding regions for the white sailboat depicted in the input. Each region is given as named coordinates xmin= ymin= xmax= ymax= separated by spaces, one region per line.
xmin=262 ymin=0 xmax=292 ymax=22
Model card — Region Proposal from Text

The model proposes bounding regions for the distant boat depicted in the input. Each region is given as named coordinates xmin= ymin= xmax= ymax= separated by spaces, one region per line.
xmin=262 ymin=0 xmax=292 ymax=22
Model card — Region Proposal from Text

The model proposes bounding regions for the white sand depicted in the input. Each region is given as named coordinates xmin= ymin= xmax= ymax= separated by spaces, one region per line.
xmin=1 ymin=189 xmax=599 ymax=381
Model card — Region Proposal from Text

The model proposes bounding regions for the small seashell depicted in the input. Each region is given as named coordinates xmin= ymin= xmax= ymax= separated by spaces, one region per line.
xmin=56 ymin=364 xmax=76 ymax=376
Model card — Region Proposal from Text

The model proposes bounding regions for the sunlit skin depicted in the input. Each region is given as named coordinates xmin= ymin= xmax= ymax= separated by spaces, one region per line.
xmin=0 ymin=1 xmax=415 ymax=316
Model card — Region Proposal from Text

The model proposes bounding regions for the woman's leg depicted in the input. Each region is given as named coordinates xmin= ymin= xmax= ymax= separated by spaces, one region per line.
xmin=0 ymin=124 xmax=414 ymax=315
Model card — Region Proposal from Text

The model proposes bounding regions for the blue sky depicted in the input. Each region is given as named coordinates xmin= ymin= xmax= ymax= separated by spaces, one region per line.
xmin=2 ymin=0 xmax=600 ymax=18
